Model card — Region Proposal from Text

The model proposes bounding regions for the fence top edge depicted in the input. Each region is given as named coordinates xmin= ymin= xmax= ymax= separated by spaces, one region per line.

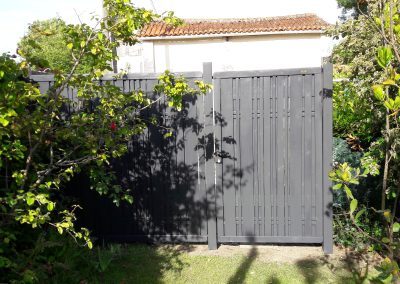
xmin=213 ymin=67 xmax=322 ymax=79
xmin=30 ymin=75 xmax=55 ymax=82
xmin=30 ymin=72 xmax=203 ymax=82
xmin=109 ymin=71 xmax=203 ymax=80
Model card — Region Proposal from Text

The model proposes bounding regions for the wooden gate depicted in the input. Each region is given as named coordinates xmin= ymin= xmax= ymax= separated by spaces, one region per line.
xmin=32 ymin=62 xmax=333 ymax=253
xmin=212 ymin=68 xmax=330 ymax=249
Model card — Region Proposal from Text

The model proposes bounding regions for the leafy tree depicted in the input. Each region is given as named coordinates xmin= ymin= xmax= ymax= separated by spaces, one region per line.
xmin=337 ymin=0 xmax=369 ymax=19
xmin=17 ymin=18 xmax=91 ymax=74
xmin=0 ymin=0 xmax=211 ymax=281
xmin=331 ymin=0 xmax=400 ymax=281
xmin=328 ymin=1 xmax=385 ymax=145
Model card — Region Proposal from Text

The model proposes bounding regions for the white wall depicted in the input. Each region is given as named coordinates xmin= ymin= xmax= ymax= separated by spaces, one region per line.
xmin=117 ymin=33 xmax=328 ymax=73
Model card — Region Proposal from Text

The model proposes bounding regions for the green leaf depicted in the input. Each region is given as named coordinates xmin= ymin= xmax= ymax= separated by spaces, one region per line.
xmin=384 ymin=210 xmax=391 ymax=221
xmin=57 ymin=227 xmax=63 ymax=235
xmin=332 ymin=183 xmax=342 ymax=190
xmin=384 ymin=101 xmax=391 ymax=110
xmin=381 ymin=237 xmax=390 ymax=243
xmin=344 ymin=185 xmax=354 ymax=200
xmin=26 ymin=197 xmax=35 ymax=206
xmin=67 ymin=43 xmax=73 ymax=49
xmin=164 ymin=131 xmax=173 ymax=138
xmin=124 ymin=195 xmax=133 ymax=204
xmin=87 ymin=241 xmax=93 ymax=249
xmin=393 ymin=222 xmax=400 ymax=233
xmin=0 ymin=70 xmax=4 ymax=79
xmin=350 ymin=199 xmax=358 ymax=214
xmin=94 ymin=69 xmax=103 ymax=78
xmin=0 ymin=117 xmax=9 ymax=127
xmin=47 ymin=202 xmax=54 ymax=211
xmin=382 ymin=79 xmax=396 ymax=86
xmin=377 ymin=46 xmax=393 ymax=68
xmin=355 ymin=208 xmax=366 ymax=221
xmin=372 ymin=85 xmax=385 ymax=101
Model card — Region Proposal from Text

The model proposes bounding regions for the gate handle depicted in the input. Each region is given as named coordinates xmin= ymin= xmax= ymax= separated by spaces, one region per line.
xmin=213 ymin=151 xmax=230 ymax=164
xmin=214 ymin=151 xmax=224 ymax=164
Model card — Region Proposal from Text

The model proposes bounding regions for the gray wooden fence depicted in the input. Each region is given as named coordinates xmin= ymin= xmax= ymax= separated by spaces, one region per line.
xmin=31 ymin=62 xmax=333 ymax=253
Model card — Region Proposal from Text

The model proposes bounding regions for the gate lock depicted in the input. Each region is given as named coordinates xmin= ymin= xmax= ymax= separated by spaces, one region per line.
xmin=213 ymin=151 xmax=230 ymax=164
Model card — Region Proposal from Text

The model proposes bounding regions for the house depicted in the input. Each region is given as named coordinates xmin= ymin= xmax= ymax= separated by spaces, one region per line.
xmin=117 ymin=13 xmax=331 ymax=73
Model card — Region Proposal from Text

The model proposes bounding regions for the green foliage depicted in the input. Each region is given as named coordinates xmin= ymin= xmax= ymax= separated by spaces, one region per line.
xmin=0 ymin=1 xmax=212 ymax=282
xmin=329 ymin=2 xmax=386 ymax=144
xmin=17 ymin=18 xmax=91 ymax=74
xmin=334 ymin=208 xmax=384 ymax=251
xmin=337 ymin=0 xmax=369 ymax=19
xmin=330 ymin=3 xmax=400 ymax=272
xmin=333 ymin=137 xmax=362 ymax=167
xmin=0 ymin=229 xmax=123 ymax=283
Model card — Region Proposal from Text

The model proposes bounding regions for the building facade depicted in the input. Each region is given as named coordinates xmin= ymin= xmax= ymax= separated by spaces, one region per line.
xmin=117 ymin=14 xmax=330 ymax=73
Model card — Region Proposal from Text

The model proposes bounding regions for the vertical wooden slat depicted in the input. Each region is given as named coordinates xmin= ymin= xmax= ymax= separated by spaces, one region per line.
xmin=197 ymin=82 xmax=207 ymax=238
xmin=270 ymin=76 xmax=277 ymax=236
xmin=304 ymin=75 xmax=313 ymax=236
xmin=276 ymin=76 xmax=287 ymax=236
xmin=233 ymin=78 xmax=241 ymax=236
xmin=221 ymin=78 xmax=236 ymax=237
xmin=240 ymin=77 xmax=255 ymax=236
xmin=185 ymin=93 xmax=199 ymax=236
xmin=263 ymin=77 xmax=272 ymax=236
xmin=257 ymin=77 xmax=265 ymax=236
xmin=288 ymin=75 xmax=303 ymax=236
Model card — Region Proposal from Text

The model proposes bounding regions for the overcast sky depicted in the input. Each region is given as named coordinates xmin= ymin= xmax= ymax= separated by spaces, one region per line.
xmin=0 ymin=0 xmax=340 ymax=54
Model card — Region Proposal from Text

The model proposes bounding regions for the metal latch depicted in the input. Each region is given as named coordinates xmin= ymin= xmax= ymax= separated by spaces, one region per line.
xmin=322 ymin=88 xmax=333 ymax=98
xmin=213 ymin=151 xmax=230 ymax=164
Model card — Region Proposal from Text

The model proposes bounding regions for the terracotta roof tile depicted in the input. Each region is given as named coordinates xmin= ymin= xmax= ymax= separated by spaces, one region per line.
xmin=139 ymin=14 xmax=330 ymax=38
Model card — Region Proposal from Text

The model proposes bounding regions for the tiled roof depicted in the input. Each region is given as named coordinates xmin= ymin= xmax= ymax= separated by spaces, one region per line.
xmin=139 ymin=14 xmax=330 ymax=38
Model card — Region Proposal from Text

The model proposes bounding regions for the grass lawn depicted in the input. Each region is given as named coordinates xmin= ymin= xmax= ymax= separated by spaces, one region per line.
xmin=84 ymin=244 xmax=365 ymax=284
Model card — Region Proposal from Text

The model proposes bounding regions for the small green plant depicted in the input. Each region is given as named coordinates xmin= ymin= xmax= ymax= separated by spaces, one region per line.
xmin=93 ymin=244 xmax=122 ymax=273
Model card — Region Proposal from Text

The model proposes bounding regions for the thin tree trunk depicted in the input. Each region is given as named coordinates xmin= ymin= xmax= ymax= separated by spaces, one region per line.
xmin=382 ymin=111 xmax=390 ymax=210
xmin=102 ymin=0 xmax=118 ymax=73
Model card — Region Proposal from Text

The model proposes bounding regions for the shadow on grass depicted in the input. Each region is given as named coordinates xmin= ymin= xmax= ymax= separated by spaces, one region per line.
xmin=62 ymin=243 xmax=374 ymax=284
xmin=103 ymin=244 xmax=190 ymax=284
xmin=319 ymin=247 xmax=375 ymax=283
xmin=295 ymin=258 xmax=322 ymax=284
xmin=295 ymin=247 xmax=376 ymax=284
xmin=227 ymin=247 xmax=258 ymax=284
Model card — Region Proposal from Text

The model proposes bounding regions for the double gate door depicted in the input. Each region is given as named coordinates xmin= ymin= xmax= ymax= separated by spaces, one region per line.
xmin=40 ymin=64 xmax=332 ymax=252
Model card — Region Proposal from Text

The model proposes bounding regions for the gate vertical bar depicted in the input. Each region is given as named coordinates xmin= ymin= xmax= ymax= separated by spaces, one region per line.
xmin=203 ymin=62 xmax=218 ymax=250
xmin=322 ymin=61 xmax=333 ymax=254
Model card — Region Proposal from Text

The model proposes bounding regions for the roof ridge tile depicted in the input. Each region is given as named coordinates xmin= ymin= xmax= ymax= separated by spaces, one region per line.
xmin=139 ymin=14 xmax=330 ymax=38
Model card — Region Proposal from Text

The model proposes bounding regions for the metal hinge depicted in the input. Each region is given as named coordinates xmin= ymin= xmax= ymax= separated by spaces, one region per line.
xmin=322 ymin=88 xmax=333 ymax=98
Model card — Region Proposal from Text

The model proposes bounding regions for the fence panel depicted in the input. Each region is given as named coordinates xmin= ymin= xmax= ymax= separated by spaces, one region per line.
xmin=31 ymin=64 xmax=332 ymax=251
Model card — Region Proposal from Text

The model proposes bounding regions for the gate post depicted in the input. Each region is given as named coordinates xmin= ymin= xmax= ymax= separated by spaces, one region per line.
xmin=203 ymin=62 xmax=218 ymax=250
xmin=322 ymin=60 xmax=333 ymax=254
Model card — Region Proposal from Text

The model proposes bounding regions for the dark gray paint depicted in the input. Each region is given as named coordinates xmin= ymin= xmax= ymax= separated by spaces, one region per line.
xmin=322 ymin=62 xmax=334 ymax=254
xmin=214 ymin=68 xmax=328 ymax=245
xmin=31 ymin=63 xmax=333 ymax=252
